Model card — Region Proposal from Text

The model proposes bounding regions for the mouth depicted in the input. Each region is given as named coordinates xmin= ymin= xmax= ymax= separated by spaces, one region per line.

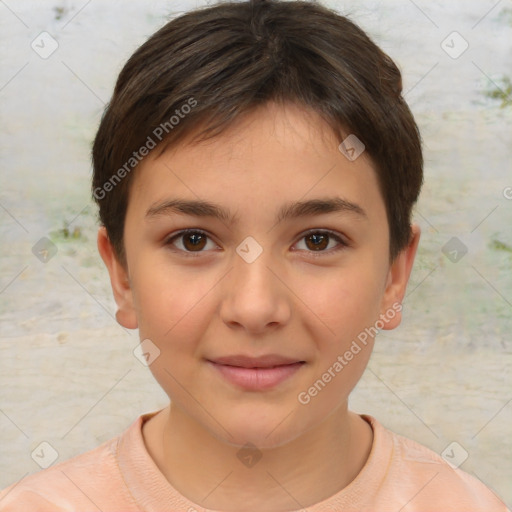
xmin=206 ymin=354 xmax=306 ymax=391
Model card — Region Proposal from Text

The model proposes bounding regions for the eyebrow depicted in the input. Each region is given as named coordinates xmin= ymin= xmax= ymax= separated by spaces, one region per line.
xmin=145 ymin=196 xmax=367 ymax=225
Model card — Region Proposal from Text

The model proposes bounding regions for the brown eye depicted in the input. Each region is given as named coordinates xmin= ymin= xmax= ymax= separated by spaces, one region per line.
xmin=165 ymin=229 xmax=215 ymax=256
xmin=295 ymin=230 xmax=348 ymax=255
xmin=182 ymin=232 xmax=207 ymax=251
xmin=304 ymin=232 xmax=330 ymax=251
xmin=165 ymin=228 xmax=348 ymax=258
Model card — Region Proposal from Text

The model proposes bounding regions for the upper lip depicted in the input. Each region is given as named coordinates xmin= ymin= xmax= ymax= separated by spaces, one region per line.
xmin=208 ymin=354 xmax=305 ymax=368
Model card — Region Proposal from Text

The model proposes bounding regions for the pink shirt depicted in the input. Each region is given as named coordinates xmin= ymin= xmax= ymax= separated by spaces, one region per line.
xmin=0 ymin=410 xmax=508 ymax=511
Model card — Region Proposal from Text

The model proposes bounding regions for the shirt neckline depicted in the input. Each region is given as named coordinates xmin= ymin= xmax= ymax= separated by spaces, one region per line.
xmin=116 ymin=410 xmax=393 ymax=511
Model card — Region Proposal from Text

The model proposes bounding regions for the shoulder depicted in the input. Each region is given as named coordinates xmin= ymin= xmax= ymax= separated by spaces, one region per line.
xmin=0 ymin=424 xmax=136 ymax=511
xmin=365 ymin=416 xmax=509 ymax=511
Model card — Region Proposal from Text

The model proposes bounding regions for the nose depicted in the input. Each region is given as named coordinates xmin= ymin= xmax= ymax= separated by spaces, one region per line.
xmin=219 ymin=242 xmax=291 ymax=334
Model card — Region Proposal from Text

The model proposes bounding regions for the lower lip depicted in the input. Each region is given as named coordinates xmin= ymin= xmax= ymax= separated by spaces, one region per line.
xmin=208 ymin=361 xmax=304 ymax=391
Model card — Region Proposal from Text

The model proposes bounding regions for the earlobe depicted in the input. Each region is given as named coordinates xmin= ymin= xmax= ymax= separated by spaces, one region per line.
xmin=380 ymin=223 xmax=421 ymax=330
xmin=97 ymin=227 xmax=138 ymax=330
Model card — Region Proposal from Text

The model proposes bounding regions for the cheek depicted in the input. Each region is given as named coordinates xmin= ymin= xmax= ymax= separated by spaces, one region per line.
xmin=298 ymin=263 xmax=384 ymax=341
xmin=131 ymin=264 xmax=214 ymax=397
xmin=131 ymin=259 xmax=217 ymax=347
xmin=295 ymin=268 xmax=380 ymax=415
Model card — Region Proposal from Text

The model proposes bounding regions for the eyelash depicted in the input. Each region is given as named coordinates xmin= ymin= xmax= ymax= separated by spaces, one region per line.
xmin=164 ymin=228 xmax=349 ymax=258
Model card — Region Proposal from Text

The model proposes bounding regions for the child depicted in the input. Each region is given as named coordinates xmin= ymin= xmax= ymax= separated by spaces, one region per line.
xmin=0 ymin=0 xmax=508 ymax=510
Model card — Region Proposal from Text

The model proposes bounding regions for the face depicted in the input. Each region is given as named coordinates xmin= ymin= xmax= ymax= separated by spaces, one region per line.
xmin=99 ymin=101 xmax=419 ymax=449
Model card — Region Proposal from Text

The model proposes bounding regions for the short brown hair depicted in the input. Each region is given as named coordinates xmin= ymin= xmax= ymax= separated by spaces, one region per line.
xmin=92 ymin=0 xmax=423 ymax=264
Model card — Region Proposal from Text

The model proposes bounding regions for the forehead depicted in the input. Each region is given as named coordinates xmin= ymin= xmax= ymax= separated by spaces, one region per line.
xmin=128 ymin=102 xmax=386 ymax=227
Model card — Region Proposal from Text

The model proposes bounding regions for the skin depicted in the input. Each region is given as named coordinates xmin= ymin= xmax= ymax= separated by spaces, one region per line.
xmin=98 ymin=101 xmax=420 ymax=511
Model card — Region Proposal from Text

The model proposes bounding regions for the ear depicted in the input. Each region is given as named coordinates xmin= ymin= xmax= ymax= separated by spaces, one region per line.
xmin=97 ymin=227 xmax=138 ymax=329
xmin=380 ymin=223 xmax=421 ymax=330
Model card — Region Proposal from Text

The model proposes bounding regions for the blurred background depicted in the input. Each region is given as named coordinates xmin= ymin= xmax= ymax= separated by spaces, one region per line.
xmin=0 ymin=0 xmax=511 ymax=507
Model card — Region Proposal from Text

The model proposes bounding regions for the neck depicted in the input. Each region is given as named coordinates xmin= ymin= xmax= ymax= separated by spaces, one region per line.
xmin=143 ymin=403 xmax=373 ymax=512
